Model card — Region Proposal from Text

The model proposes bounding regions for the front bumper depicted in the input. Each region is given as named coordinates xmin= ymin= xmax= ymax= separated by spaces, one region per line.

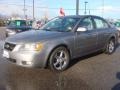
xmin=3 ymin=50 xmax=47 ymax=68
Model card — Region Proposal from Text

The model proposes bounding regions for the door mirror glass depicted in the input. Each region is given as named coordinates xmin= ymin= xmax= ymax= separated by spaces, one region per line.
xmin=77 ymin=27 xmax=87 ymax=32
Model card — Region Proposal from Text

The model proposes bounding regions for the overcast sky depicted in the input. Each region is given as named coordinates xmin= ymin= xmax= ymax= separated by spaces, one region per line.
xmin=0 ymin=0 xmax=120 ymax=19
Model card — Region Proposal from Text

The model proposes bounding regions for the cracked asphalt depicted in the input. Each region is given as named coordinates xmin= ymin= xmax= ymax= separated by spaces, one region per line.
xmin=0 ymin=27 xmax=120 ymax=90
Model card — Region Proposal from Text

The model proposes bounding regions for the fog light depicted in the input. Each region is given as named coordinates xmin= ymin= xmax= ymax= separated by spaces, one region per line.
xmin=22 ymin=61 xmax=32 ymax=65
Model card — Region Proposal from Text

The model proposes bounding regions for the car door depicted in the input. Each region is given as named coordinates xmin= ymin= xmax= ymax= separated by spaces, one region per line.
xmin=75 ymin=16 xmax=98 ymax=56
xmin=93 ymin=17 xmax=110 ymax=49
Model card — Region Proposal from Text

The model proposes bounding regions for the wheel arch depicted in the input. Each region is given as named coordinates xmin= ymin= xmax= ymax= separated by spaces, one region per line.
xmin=45 ymin=44 xmax=71 ymax=68
xmin=109 ymin=35 xmax=117 ymax=45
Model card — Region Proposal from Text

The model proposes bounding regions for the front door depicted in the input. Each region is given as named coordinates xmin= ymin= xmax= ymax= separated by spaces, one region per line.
xmin=75 ymin=16 xmax=97 ymax=56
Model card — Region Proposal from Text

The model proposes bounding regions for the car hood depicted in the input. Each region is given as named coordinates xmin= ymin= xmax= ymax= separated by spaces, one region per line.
xmin=6 ymin=30 xmax=66 ymax=44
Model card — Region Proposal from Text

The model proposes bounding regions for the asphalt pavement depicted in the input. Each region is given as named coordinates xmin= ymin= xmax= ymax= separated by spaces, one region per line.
xmin=0 ymin=27 xmax=120 ymax=90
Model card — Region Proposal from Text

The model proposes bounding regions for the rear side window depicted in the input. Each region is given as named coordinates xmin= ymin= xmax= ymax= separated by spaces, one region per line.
xmin=94 ymin=18 xmax=109 ymax=29
xmin=115 ymin=22 xmax=120 ymax=27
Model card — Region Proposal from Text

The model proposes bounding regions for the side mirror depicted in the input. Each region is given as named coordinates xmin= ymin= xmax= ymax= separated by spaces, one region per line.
xmin=77 ymin=27 xmax=87 ymax=32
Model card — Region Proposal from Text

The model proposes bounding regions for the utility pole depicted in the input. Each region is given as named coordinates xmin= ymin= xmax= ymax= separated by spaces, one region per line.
xmin=84 ymin=1 xmax=88 ymax=15
xmin=76 ymin=0 xmax=79 ymax=15
xmin=89 ymin=9 xmax=91 ymax=15
xmin=33 ymin=0 xmax=35 ymax=20
xmin=24 ymin=0 xmax=25 ymax=17
xmin=23 ymin=0 xmax=26 ymax=19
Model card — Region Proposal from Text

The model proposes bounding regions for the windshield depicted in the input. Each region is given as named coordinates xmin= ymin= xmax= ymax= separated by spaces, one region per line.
xmin=8 ymin=20 xmax=27 ymax=27
xmin=41 ymin=17 xmax=80 ymax=32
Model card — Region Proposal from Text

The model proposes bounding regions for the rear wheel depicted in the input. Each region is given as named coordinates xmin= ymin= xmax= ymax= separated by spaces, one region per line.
xmin=48 ymin=47 xmax=70 ymax=72
xmin=105 ymin=39 xmax=116 ymax=54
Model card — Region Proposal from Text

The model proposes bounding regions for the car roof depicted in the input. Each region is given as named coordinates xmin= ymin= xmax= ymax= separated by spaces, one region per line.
xmin=59 ymin=15 xmax=102 ymax=18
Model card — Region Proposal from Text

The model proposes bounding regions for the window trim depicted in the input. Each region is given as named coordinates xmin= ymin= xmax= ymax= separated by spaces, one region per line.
xmin=76 ymin=16 xmax=95 ymax=31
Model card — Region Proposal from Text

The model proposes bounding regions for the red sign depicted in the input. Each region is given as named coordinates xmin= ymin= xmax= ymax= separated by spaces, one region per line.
xmin=60 ymin=8 xmax=65 ymax=16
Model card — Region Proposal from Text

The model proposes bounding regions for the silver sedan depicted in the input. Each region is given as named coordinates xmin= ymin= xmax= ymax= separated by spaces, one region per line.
xmin=3 ymin=15 xmax=119 ymax=72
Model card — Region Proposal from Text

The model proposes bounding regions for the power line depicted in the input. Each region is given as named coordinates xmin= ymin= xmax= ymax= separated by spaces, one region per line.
xmin=0 ymin=3 xmax=105 ymax=11
xmin=2 ymin=2 xmax=119 ymax=12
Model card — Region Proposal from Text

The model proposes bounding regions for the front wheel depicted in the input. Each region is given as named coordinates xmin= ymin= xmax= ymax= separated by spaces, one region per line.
xmin=105 ymin=39 xmax=116 ymax=54
xmin=48 ymin=47 xmax=70 ymax=72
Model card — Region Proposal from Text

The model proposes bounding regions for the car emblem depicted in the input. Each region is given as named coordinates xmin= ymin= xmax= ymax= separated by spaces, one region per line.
xmin=5 ymin=44 xmax=10 ymax=48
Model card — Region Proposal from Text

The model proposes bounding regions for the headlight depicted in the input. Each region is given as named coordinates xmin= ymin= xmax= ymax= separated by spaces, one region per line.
xmin=23 ymin=43 xmax=43 ymax=51
xmin=6 ymin=29 xmax=16 ymax=34
xmin=9 ymin=31 xmax=16 ymax=35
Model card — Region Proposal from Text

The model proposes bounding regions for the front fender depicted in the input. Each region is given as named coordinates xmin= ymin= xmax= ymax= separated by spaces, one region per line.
xmin=42 ymin=39 xmax=73 ymax=67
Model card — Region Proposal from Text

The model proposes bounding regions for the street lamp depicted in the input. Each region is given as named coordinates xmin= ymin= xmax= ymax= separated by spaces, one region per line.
xmin=84 ymin=1 xmax=88 ymax=15
xmin=76 ymin=0 xmax=79 ymax=15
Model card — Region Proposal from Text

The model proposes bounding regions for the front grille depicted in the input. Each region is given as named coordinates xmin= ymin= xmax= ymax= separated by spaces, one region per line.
xmin=4 ymin=42 xmax=16 ymax=51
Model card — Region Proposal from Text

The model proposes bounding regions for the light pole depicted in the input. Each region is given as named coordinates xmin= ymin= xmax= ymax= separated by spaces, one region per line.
xmin=76 ymin=0 xmax=79 ymax=15
xmin=84 ymin=1 xmax=88 ymax=15
xmin=33 ymin=0 xmax=35 ymax=20
xmin=102 ymin=0 xmax=104 ymax=17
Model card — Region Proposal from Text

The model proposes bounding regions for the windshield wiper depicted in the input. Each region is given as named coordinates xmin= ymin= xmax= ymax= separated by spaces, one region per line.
xmin=42 ymin=28 xmax=69 ymax=32
xmin=42 ymin=28 xmax=60 ymax=32
xmin=42 ymin=29 xmax=51 ymax=31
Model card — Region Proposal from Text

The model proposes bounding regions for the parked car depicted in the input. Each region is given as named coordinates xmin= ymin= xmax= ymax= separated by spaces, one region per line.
xmin=3 ymin=15 xmax=119 ymax=71
xmin=32 ymin=20 xmax=47 ymax=29
xmin=6 ymin=20 xmax=32 ymax=37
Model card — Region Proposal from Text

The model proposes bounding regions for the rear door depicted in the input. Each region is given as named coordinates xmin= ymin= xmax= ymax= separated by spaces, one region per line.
xmin=93 ymin=17 xmax=110 ymax=49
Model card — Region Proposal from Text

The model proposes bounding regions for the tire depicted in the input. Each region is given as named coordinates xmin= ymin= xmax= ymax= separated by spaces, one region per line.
xmin=105 ymin=39 xmax=116 ymax=54
xmin=48 ymin=46 xmax=70 ymax=72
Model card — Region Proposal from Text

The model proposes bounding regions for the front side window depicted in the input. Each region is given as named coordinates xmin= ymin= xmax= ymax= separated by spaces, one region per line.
xmin=41 ymin=17 xmax=80 ymax=32
xmin=79 ymin=17 xmax=93 ymax=30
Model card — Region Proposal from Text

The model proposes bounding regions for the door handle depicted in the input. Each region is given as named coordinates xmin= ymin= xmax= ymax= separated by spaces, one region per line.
xmin=92 ymin=33 xmax=97 ymax=35
xmin=87 ymin=33 xmax=97 ymax=36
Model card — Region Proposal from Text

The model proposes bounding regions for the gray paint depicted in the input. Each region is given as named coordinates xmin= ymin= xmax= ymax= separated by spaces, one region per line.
xmin=3 ymin=15 xmax=119 ymax=68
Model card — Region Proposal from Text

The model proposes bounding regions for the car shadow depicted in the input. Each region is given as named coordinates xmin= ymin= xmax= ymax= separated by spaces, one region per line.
xmin=68 ymin=51 xmax=103 ymax=69
xmin=68 ymin=42 xmax=120 ymax=69
xmin=0 ymin=85 xmax=6 ymax=90
xmin=112 ymin=72 xmax=120 ymax=90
